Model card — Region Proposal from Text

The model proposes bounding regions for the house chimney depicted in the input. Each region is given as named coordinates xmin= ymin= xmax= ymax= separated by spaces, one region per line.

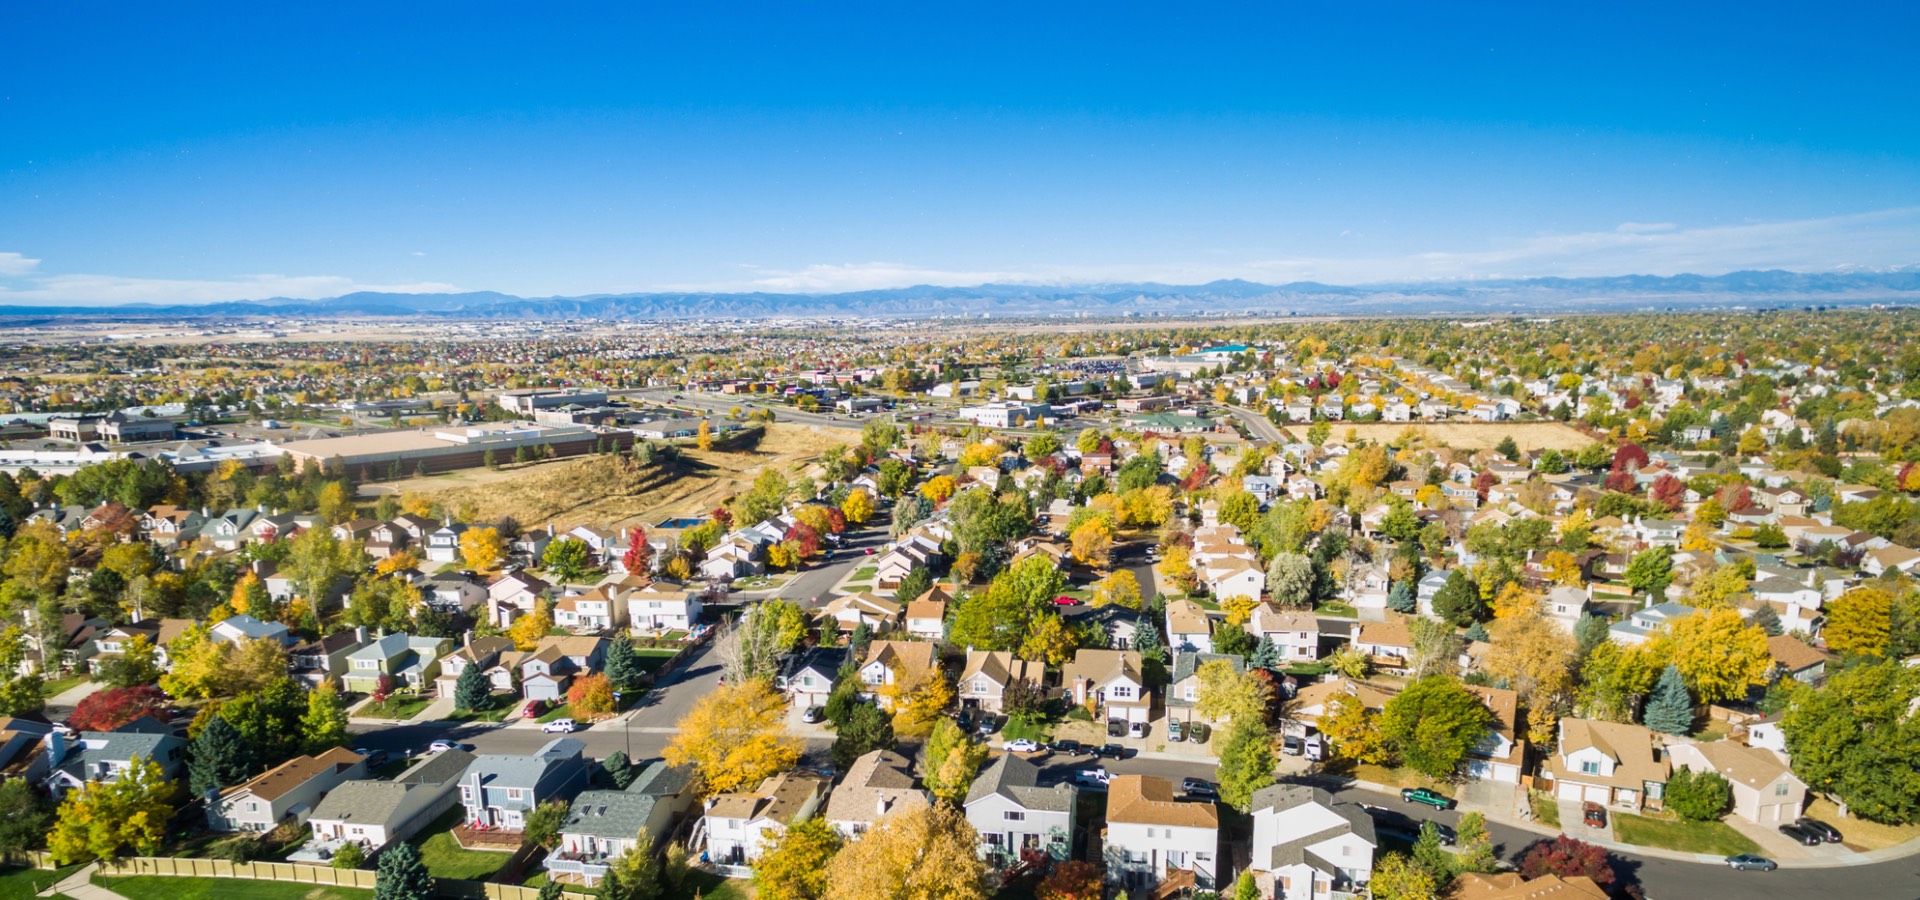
xmin=46 ymin=730 xmax=65 ymax=764
xmin=354 ymin=625 xmax=369 ymax=643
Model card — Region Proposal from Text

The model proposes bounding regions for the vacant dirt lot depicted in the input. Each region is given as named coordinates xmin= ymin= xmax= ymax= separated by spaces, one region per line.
xmin=1280 ymin=421 xmax=1595 ymax=452
xmin=359 ymin=424 xmax=852 ymax=530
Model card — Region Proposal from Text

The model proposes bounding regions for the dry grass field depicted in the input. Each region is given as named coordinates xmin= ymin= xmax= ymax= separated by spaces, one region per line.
xmin=360 ymin=423 xmax=851 ymax=530
xmin=1279 ymin=420 xmax=1595 ymax=452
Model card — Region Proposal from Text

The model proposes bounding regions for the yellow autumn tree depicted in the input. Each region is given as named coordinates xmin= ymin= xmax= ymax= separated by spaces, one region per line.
xmin=376 ymin=548 xmax=422 ymax=575
xmin=460 ymin=526 xmax=507 ymax=573
xmin=826 ymin=804 xmax=989 ymax=900
xmin=1091 ymin=569 xmax=1142 ymax=609
xmin=696 ymin=420 xmax=714 ymax=451
xmin=508 ymin=599 xmax=553 ymax=651
xmin=841 ymin=488 xmax=875 ymax=525
xmin=1490 ymin=583 xmax=1541 ymax=620
xmin=1540 ymin=550 xmax=1583 ymax=587
xmin=664 ymin=679 xmax=802 ymax=794
xmin=920 ymin=475 xmax=957 ymax=504
xmin=883 ymin=662 xmax=956 ymax=737
xmin=1652 ymin=607 xmax=1771 ymax=704
xmin=1069 ymin=518 xmax=1113 ymax=569
xmin=1219 ymin=595 xmax=1258 ymax=626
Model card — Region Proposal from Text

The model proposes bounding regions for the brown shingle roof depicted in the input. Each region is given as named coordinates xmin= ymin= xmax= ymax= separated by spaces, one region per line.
xmin=222 ymin=746 xmax=364 ymax=802
xmin=1106 ymin=775 xmax=1218 ymax=829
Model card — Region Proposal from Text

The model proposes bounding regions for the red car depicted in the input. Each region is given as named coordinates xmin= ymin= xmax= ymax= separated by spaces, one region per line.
xmin=1054 ymin=595 xmax=1076 ymax=605
xmin=522 ymin=700 xmax=546 ymax=719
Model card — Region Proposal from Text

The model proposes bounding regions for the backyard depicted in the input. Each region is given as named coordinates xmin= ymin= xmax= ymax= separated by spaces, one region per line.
xmin=412 ymin=810 xmax=514 ymax=880
xmin=95 ymin=875 xmax=370 ymax=900
xmin=0 ymin=866 xmax=78 ymax=900
xmin=1612 ymin=812 xmax=1761 ymax=856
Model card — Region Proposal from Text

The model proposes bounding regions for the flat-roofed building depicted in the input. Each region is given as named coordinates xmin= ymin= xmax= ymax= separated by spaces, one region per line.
xmin=279 ymin=421 xmax=631 ymax=478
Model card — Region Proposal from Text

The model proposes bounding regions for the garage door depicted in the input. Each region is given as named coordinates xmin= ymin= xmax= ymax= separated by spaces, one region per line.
xmin=1584 ymin=786 xmax=1610 ymax=804
xmin=1557 ymin=782 xmax=1583 ymax=801
xmin=1467 ymin=760 xmax=1492 ymax=780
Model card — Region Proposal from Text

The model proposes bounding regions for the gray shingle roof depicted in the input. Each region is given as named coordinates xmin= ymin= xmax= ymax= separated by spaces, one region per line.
xmin=561 ymin=789 xmax=658 ymax=840
xmin=964 ymin=754 xmax=1076 ymax=813
xmin=1248 ymin=784 xmax=1375 ymax=872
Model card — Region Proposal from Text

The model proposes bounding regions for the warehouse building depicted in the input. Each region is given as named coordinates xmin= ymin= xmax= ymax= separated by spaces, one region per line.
xmin=279 ymin=422 xmax=632 ymax=479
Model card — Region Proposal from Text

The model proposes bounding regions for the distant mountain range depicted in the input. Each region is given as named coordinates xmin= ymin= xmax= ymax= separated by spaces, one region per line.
xmin=6 ymin=269 xmax=1919 ymax=322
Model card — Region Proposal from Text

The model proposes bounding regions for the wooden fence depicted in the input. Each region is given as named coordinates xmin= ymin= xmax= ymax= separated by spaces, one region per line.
xmin=88 ymin=857 xmax=598 ymax=900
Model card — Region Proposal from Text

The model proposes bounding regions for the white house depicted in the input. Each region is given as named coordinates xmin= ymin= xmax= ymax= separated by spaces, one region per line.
xmin=1247 ymin=785 xmax=1376 ymax=900
xmin=1163 ymin=599 xmax=1215 ymax=653
xmin=963 ymin=755 xmax=1077 ymax=864
xmin=1103 ymin=775 xmax=1219 ymax=892
xmin=701 ymin=771 xmax=829 ymax=866
xmin=1247 ymin=604 xmax=1319 ymax=663
xmin=209 ymin=747 xmax=367 ymax=832
xmin=623 ymin=583 xmax=702 ymax=633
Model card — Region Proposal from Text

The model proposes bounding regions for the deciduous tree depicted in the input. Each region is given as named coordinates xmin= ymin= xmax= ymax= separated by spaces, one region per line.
xmin=1825 ymin=586 xmax=1894 ymax=657
xmin=1380 ymin=676 xmax=1493 ymax=779
xmin=1653 ymin=607 xmax=1770 ymax=704
xmin=826 ymin=804 xmax=988 ymax=900
xmin=753 ymin=818 xmax=842 ymax=900
xmin=663 ymin=679 xmax=803 ymax=794
xmin=1216 ymin=718 xmax=1277 ymax=813
xmin=460 ymin=526 xmax=507 ymax=572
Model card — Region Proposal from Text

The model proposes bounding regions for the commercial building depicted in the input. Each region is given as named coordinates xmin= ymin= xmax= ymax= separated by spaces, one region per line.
xmin=48 ymin=411 xmax=178 ymax=444
xmin=496 ymin=389 xmax=610 ymax=415
xmin=278 ymin=421 xmax=632 ymax=478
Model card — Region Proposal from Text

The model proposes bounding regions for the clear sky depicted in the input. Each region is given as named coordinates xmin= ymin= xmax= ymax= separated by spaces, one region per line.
xmin=3 ymin=2 xmax=1918 ymax=303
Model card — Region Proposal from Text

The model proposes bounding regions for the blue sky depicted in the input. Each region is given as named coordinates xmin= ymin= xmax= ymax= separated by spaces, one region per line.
xmin=2 ymin=2 xmax=1918 ymax=303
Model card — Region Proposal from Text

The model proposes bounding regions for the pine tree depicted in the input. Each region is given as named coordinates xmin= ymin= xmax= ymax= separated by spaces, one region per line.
xmin=604 ymin=633 xmax=642 ymax=692
xmin=1750 ymin=603 xmax=1783 ymax=637
xmin=453 ymin=663 xmax=491 ymax=713
xmin=1387 ymin=580 xmax=1417 ymax=614
xmin=535 ymin=879 xmax=563 ymax=900
xmin=189 ymin=713 xmax=253 ymax=798
xmin=1644 ymin=664 xmax=1694 ymax=735
xmin=602 ymin=750 xmax=636 ymax=788
xmin=301 ymin=680 xmax=350 ymax=753
xmin=375 ymin=840 xmax=435 ymax=900
xmin=1249 ymin=636 xmax=1281 ymax=669
xmin=1463 ymin=621 xmax=1490 ymax=643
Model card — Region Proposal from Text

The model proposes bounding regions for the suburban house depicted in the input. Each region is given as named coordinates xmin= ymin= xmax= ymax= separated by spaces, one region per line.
xmin=623 ymin=583 xmax=702 ymax=633
xmin=823 ymin=749 xmax=931 ymax=838
xmin=1547 ymin=718 xmax=1669 ymax=810
xmin=701 ymin=771 xmax=830 ymax=866
xmin=963 ymin=755 xmax=1077 ymax=864
xmin=289 ymin=628 xmax=371 ymax=688
xmin=1065 ymin=604 xmax=1147 ymax=651
xmin=1453 ymin=873 xmax=1609 ymax=900
xmin=1203 ymin=558 xmax=1266 ymax=601
xmin=1609 ymin=601 xmax=1697 ymax=645
xmin=459 ymin=738 xmax=594 ymax=830
xmin=817 ymin=591 xmax=902 ymax=635
xmin=424 ymin=521 xmax=469 ymax=563
xmin=957 ymin=650 xmax=1046 ymax=714
xmin=210 ymin=613 xmax=293 ymax=647
xmin=1348 ymin=618 xmax=1414 ymax=673
xmin=1246 ymin=785 xmax=1376 ymax=900
xmin=1164 ymin=600 xmax=1215 ymax=653
xmin=903 ymin=589 xmax=951 ymax=642
xmin=487 ymin=571 xmax=551 ymax=628
xmin=520 ymin=636 xmax=608 ymax=702
xmin=302 ymin=749 xmax=474 ymax=856
xmin=342 ymin=634 xmax=454 ymax=694
xmin=775 ymin=646 xmax=846 ymax=710
xmin=857 ymin=641 xmax=941 ymax=709
xmin=553 ymin=588 xmax=624 ymax=631
xmin=1166 ymin=652 xmax=1247 ymax=726
xmin=208 ymin=747 xmax=367 ymax=832
xmin=1462 ymin=685 xmax=1526 ymax=784
xmin=1103 ymin=774 xmax=1220 ymax=892
xmin=548 ymin=762 xmax=698 ymax=886
xmin=419 ymin=572 xmax=489 ymax=614
xmin=45 ymin=730 xmax=188 ymax=797
xmin=1767 ymin=635 xmax=1831 ymax=685
xmin=1664 ymin=741 xmax=1807 ymax=825
xmin=1247 ymin=604 xmax=1320 ymax=663
xmin=434 ymin=636 xmax=518 ymax=697
xmin=1062 ymin=649 xmax=1151 ymax=725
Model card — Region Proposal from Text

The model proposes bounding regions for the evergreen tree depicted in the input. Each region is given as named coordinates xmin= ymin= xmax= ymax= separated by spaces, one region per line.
xmin=831 ymin=702 xmax=896 ymax=769
xmin=1249 ymin=636 xmax=1282 ymax=670
xmin=453 ymin=663 xmax=491 ymax=713
xmin=602 ymin=750 xmax=636 ymax=789
xmin=604 ymin=633 xmax=643 ymax=692
xmin=601 ymin=839 xmax=662 ymax=900
xmin=536 ymin=878 xmax=563 ymax=900
xmin=1644 ymin=664 xmax=1694 ymax=735
xmin=1386 ymin=580 xmax=1417 ymax=614
xmin=1463 ymin=621 xmax=1490 ymax=643
xmin=1412 ymin=821 xmax=1459 ymax=884
xmin=1750 ymin=603 xmax=1783 ymax=637
xmin=1432 ymin=570 xmax=1485 ymax=627
xmin=375 ymin=840 xmax=435 ymax=900
xmin=1495 ymin=435 xmax=1520 ymax=462
xmin=189 ymin=713 xmax=254 ymax=798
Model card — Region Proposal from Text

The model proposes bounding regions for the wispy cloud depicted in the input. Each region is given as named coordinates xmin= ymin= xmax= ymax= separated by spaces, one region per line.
xmin=0 ymin=266 xmax=460 ymax=306
xmin=0 ymin=253 xmax=40 ymax=277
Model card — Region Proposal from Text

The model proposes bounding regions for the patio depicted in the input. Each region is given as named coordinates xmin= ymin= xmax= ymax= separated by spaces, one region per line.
xmin=453 ymin=823 xmax=526 ymax=851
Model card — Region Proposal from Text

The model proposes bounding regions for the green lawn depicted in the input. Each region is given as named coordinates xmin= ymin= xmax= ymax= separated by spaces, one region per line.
xmin=536 ymin=702 xmax=576 ymax=723
xmin=39 ymin=672 xmax=88 ymax=698
xmin=0 ymin=866 xmax=79 ymax=900
xmin=358 ymin=695 xmax=433 ymax=720
xmin=1613 ymin=813 xmax=1761 ymax=856
xmin=95 ymin=876 xmax=369 ymax=900
xmin=851 ymin=566 xmax=878 ymax=580
xmin=445 ymin=693 xmax=518 ymax=723
xmin=412 ymin=810 xmax=514 ymax=880
xmin=669 ymin=871 xmax=751 ymax=900
xmin=1315 ymin=600 xmax=1358 ymax=617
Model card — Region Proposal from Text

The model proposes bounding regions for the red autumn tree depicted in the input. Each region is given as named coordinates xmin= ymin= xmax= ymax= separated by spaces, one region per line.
xmin=786 ymin=522 xmax=821 ymax=558
xmin=1650 ymin=474 xmax=1686 ymax=512
xmin=825 ymin=507 xmax=847 ymax=535
xmin=1611 ymin=443 xmax=1649 ymax=474
xmin=68 ymin=684 xmax=168 ymax=732
xmin=710 ymin=507 xmax=734 ymax=529
xmin=1034 ymin=861 xmax=1105 ymax=900
xmin=1473 ymin=470 xmax=1499 ymax=500
xmin=622 ymin=526 xmax=653 ymax=574
xmin=1519 ymin=836 xmax=1615 ymax=886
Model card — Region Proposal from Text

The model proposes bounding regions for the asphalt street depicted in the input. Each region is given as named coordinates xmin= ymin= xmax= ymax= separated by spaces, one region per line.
xmin=1226 ymin=404 xmax=1289 ymax=444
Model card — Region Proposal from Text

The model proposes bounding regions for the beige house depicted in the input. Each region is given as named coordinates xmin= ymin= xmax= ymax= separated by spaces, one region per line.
xmin=1547 ymin=718 xmax=1669 ymax=810
xmin=957 ymin=650 xmax=1046 ymax=714
xmin=1664 ymin=741 xmax=1807 ymax=824
xmin=823 ymin=749 xmax=930 ymax=838
xmin=857 ymin=640 xmax=941 ymax=709
xmin=903 ymin=589 xmax=951 ymax=642
xmin=1063 ymin=649 xmax=1150 ymax=724
xmin=1453 ymin=873 xmax=1608 ymax=900
xmin=817 ymin=591 xmax=902 ymax=635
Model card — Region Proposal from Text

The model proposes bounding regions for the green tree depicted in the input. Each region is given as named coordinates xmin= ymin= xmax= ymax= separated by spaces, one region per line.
xmin=542 ymin=536 xmax=598 ymax=581
xmin=947 ymin=555 xmax=1065 ymax=650
xmin=601 ymin=838 xmax=663 ymax=900
xmin=752 ymin=817 xmax=842 ymax=900
xmin=1780 ymin=660 xmax=1920 ymax=823
xmin=94 ymin=633 xmax=164 ymax=689
xmin=524 ymin=798 xmax=570 ymax=849
xmin=47 ymin=757 xmax=174 ymax=863
xmin=1454 ymin=812 xmax=1496 ymax=874
xmin=301 ymin=680 xmax=350 ymax=753
xmin=601 ymin=750 xmax=635 ymax=789
xmin=1665 ymin=767 xmax=1731 ymax=821
xmin=1412 ymin=821 xmax=1458 ymax=886
xmin=1643 ymin=664 xmax=1694 ymax=735
xmin=1215 ymin=718 xmax=1276 ymax=813
xmin=332 ymin=841 xmax=365 ymax=869
xmin=374 ymin=841 xmax=435 ymax=900
xmin=603 ymin=633 xmax=644 ymax=692
xmin=831 ymin=702 xmax=896 ymax=770
xmin=1265 ymin=553 xmax=1315 ymax=608
xmin=921 ymin=718 xmax=988 ymax=804
xmin=189 ymin=714 xmax=254 ymax=799
xmin=453 ymin=662 xmax=491 ymax=713
xmin=0 ymin=777 xmax=53 ymax=856
xmin=1379 ymin=676 xmax=1493 ymax=779
xmin=1624 ymin=546 xmax=1674 ymax=600
xmin=1431 ymin=570 xmax=1484 ymax=626
xmin=1367 ymin=852 xmax=1439 ymax=900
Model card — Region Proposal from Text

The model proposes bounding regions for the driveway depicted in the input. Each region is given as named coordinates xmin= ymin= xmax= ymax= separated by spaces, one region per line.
xmin=1559 ymin=799 xmax=1617 ymax=843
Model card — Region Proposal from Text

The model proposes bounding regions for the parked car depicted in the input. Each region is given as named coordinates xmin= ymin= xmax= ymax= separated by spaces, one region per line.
xmin=1006 ymin=738 xmax=1043 ymax=753
xmin=1107 ymin=718 xmax=1127 ymax=738
xmin=1076 ymin=766 xmax=1112 ymax=784
xmin=1188 ymin=722 xmax=1211 ymax=744
xmin=1181 ymin=778 xmax=1218 ymax=799
xmin=1282 ymin=735 xmax=1305 ymax=755
xmin=522 ymin=700 xmax=547 ymax=719
xmin=354 ymin=748 xmax=388 ymax=769
xmin=428 ymin=740 xmax=473 ymax=753
xmin=1362 ymin=807 xmax=1455 ymax=845
xmin=1582 ymin=802 xmax=1607 ymax=829
xmin=1795 ymin=817 xmax=1843 ymax=843
xmin=1777 ymin=823 xmax=1823 ymax=846
xmin=1400 ymin=788 xmax=1455 ymax=810
xmin=1091 ymin=743 xmax=1128 ymax=760
xmin=1303 ymin=733 xmax=1325 ymax=760
xmin=1128 ymin=720 xmax=1146 ymax=738
xmin=1168 ymin=720 xmax=1185 ymax=742
xmin=1053 ymin=595 xmax=1077 ymax=605
xmin=801 ymin=706 xmax=825 ymax=724
xmin=1725 ymin=853 xmax=1777 ymax=871
xmin=1048 ymin=739 xmax=1085 ymax=756
xmin=976 ymin=716 xmax=1000 ymax=736
xmin=541 ymin=718 xmax=578 ymax=733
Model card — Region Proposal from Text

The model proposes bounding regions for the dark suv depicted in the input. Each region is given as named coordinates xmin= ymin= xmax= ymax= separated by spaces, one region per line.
xmin=1795 ymin=817 xmax=1842 ymax=843
xmin=1048 ymin=739 xmax=1085 ymax=756
xmin=1090 ymin=743 xmax=1128 ymax=760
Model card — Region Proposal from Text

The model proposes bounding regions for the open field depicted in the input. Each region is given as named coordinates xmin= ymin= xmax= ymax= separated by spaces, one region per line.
xmin=364 ymin=423 xmax=851 ymax=530
xmin=1277 ymin=421 xmax=1595 ymax=452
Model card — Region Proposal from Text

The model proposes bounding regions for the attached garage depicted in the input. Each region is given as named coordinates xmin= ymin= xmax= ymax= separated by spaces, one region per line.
xmin=1555 ymin=782 xmax=1609 ymax=804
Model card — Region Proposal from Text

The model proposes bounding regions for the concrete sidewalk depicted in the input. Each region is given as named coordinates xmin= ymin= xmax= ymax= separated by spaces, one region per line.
xmin=37 ymin=864 xmax=129 ymax=900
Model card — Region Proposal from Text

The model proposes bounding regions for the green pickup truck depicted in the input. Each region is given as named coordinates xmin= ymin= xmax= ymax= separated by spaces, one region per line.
xmin=1401 ymin=787 xmax=1456 ymax=810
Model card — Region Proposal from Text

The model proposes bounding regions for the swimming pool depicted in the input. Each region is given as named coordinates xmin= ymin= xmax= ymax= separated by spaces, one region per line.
xmin=657 ymin=516 xmax=704 ymax=529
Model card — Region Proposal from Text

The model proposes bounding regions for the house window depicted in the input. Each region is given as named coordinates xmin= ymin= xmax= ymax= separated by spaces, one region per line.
xmin=1579 ymin=761 xmax=1600 ymax=775
xmin=1003 ymin=811 xmax=1025 ymax=822
xmin=1110 ymin=686 xmax=1132 ymax=700
xmin=1776 ymin=783 xmax=1790 ymax=796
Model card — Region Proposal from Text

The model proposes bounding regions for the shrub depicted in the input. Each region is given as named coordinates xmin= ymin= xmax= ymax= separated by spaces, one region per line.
xmin=1665 ymin=767 xmax=1732 ymax=821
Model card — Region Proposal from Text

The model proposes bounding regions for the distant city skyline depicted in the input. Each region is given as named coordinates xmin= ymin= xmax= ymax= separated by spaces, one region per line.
xmin=3 ymin=3 xmax=1917 ymax=305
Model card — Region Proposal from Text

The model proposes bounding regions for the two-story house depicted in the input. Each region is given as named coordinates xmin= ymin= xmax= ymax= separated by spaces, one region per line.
xmin=1166 ymin=652 xmax=1248 ymax=727
xmin=622 ymin=583 xmax=702 ymax=633
xmin=1104 ymin=775 xmax=1220 ymax=892
xmin=553 ymin=587 xmax=624 ymax=631
xmin=433 ymin=636 xmax=518 ymax=698
xmin=823 ymin=749 xmax=930 ymax=839
xmin=487 ymin=570 xmax=551 ymax=628
xmin=424 ymin=521 xmax=468 ymax=564
xmin=45 ymin=730 xmax=188 ymax=798
xmin=817 ymin=591 xmax=902 ymax=635
xmin=1547 ymin=718 xmax=1669 ymax=810
xmin=211 ymin=613 xmax=293 ymax=647
xmin=701 ymin=771 xmax=830 ymax=866
xmin=1608 ymin=601 xmax=1697 ymax=645
xmin=903 ymin=589 xmax=951 ymax=642
xmin=419 ymin=571 xmax=488 ymax=614
xmin=520 ymin=636 xmax=609 ymax=702
xmin=209 ymin=746 xmax=368 ymax=832
xmin=1664 ymin=740 xmax=1806 ymax=825
xmin=1062 ymin=649 xmax=1150 ymax=725
xmin=548 ymin=761 xmax=698 ymax=886
xmin=963 ymin=755 xmax=1077 ymax=864
xmin=459 ymin=738 xmax=594 ymax=830
xmin=775 ymin=646 xmax=846 ymax=710
xmin=1246 ymin=785 xmax=1376 ymax=900
xmin=342 ymin=634 xmax=453 ymax=694
xmin=856 ymin=641 xmax=941 ymax=709
xmin=289 ymin=628 xmax=372 ymax=688
xmin=1163 ymin=600 xmax=1215 ymax=653
xmin=1247 ymin=604 xmax=1319 ymax=663
xmin=957 ymin=650 xmax=1045 ymax=715
xmin=1463 ymin=684 xmax=1526 ymax=784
